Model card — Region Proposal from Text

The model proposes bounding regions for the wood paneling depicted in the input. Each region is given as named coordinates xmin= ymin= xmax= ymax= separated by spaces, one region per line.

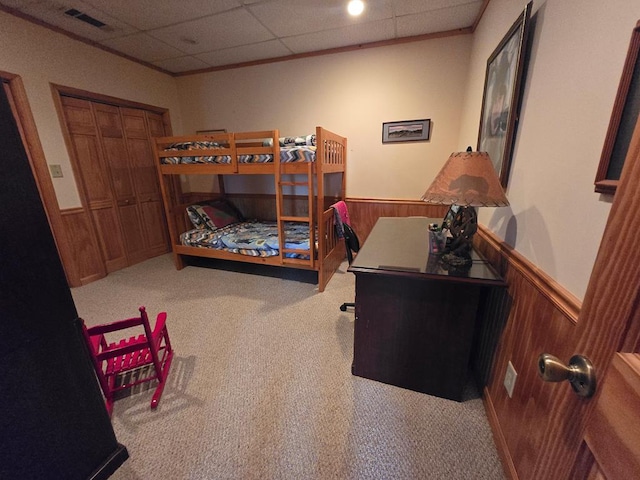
xmin=474 ymin=225 xmax=581 ymax=479
xmin=180 ymin=195 xmax=448 ymax=237
xmin=345 ymin=198 xmax=448 ymax=243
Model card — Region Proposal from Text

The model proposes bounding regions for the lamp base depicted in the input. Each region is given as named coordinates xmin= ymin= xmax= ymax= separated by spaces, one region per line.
xmin=441 ymin=252 xmax=473 ymax=267
xmin=441 ymin=205 xmax=477 ymax=265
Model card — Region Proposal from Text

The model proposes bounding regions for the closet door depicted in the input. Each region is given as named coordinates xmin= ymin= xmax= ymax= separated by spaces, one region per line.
xmin=121 ymin=108 xmax=168 ymax=257
xmin=60 ymin=97 xmax=126 ymax=273
xmin=93 ymin=103 xmax=147 ymax=265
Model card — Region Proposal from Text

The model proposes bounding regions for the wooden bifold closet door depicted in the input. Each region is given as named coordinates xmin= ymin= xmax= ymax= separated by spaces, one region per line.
xmin=60 ymin=95 xmax=169 ymax=278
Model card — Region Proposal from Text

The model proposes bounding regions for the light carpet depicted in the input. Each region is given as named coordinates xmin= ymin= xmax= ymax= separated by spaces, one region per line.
xmin=72 ymin=254 xmax=505 ymax=480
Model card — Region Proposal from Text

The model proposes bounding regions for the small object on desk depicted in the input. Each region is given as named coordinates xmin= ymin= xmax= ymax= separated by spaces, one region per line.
xmin=428 ymin=230 xmax=446 ymax=254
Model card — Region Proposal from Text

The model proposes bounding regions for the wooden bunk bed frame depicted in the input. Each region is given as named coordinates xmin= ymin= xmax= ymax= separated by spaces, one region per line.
xmin=153 ymin=126 xmax=347 ymax=292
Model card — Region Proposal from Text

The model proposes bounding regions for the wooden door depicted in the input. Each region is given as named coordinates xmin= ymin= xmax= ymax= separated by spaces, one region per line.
xmin=530 ymin=109 xmax=640 ymax=478
xmin=93 ymin=103 xmax=147 ymax=265
xmin=121 ymin=108 xmax=168 ymax=257
xmin=60 ymin=97 xmax=126 ymax=273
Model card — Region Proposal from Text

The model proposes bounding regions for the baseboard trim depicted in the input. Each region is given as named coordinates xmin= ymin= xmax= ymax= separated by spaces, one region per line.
xmin=483 ymin=387 xmax=519 ymax=480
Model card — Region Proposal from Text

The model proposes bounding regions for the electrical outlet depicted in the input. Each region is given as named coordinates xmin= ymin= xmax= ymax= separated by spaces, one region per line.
xmin=504 ymin=361 xmax=517 ymax=398
xmin=49 ymin=164 xmax=63 ymax=178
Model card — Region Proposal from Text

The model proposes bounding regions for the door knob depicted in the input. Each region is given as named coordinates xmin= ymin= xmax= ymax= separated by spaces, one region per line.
xmin=537 ymin=353 xmax=597 ymax=398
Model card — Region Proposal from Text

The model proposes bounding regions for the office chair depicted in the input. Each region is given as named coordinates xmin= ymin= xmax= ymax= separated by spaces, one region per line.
xmin=339 ymin=222 xmax=360 ymax=312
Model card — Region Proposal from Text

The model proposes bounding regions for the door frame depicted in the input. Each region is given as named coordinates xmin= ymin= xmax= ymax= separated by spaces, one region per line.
xmin=0 ymin=71 xmax=76 ymax=285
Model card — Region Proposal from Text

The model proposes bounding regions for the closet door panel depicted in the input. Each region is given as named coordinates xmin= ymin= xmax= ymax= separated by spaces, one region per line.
xmin=61 ymin=97 xmax=127 ymax=272
xmin=146 ymin=111 xmax=167 ymax=137
xmin=139 ymin=200 xmax=168 ymax=255
xmin=122 ymin=108 xmax=169 ymax=254
xmin=91 ymin=204 xmax=128 ymax=272
xmin=94 ymin=104 xmax=148 ymax=264
xmin=118 ymin=203 xmax=147 ymax=265
xmin=60 ymin=209 xmax=106 ymax=284
xmin=94 ymin=104 xmax=136 ymax=203
xmin=68 ymin=134 xmax=111 ymax=203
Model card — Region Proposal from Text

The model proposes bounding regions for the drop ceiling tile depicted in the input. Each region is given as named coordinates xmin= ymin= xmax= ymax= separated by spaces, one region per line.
xmin=282 ymin=19 xmax=395 ymax=54
xmin=82 ymin=0 xmax=243 ymax=30
xmin=153 ymin=55 xmax=210 ymax=74
xmin=12 ymin=0 xmax=137 ymax=40
xmin=248 ymin=0 xmax=393 ymax=38
xmin=101 ymin=32 xmax=186 ymax=62
xmin=397 ymin=2 xmax=479 ymax=36
xmin=148 ymin=8 xmax=274 ymax=54
xmin=394 ymin=0 xmax=481 ymax=16
xmin=195 ymin=40 xmax=292 ymax=67
xmin=0 ymin=0 xmax=44 ymax=8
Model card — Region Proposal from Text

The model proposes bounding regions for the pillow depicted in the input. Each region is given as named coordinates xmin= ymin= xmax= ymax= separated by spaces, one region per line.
xmin=280 ymin=135 xmax=316 ymax=147
xmin=262 ymin=135 xmax=316 ymax=147
xmin=186 ymin=199 xmax=243 ymax=231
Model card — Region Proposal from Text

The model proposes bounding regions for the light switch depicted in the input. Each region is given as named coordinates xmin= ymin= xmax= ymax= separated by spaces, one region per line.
xmin=49 ymin=164 xmax=63 ymax=178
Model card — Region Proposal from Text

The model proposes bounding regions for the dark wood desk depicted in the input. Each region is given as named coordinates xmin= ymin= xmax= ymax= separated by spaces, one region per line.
xmin=349 ymin=217 xmax=506 ymax=401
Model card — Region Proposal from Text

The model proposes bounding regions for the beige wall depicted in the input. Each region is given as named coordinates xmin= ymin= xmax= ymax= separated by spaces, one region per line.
xmin=176 ymin=34 xmax=472 ymax=199
xmin=3 ymin=2 xmax=637 ymax=300
xmin=0 ymin=11 xmax=182 ymax=209
xmin=459 ymin=0 xmax=640 ymax=300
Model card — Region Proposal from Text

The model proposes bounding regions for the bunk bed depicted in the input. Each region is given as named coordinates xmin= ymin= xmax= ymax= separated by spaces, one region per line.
xmin=153 ymin=126 xmax=348 ymax=292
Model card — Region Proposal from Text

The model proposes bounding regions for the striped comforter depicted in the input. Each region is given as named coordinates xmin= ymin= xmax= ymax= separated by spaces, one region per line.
xmin=180 ymin=221 xmax=312 ymax=259
xmin=161 ymin=140 xmax=317 ymax=165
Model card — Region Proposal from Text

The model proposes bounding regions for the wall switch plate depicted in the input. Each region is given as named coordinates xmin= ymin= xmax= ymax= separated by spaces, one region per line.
xmin=49 ymin=164 xmax=63 ymax=178
xmin=504 ymin=361 xmax=517 ymax=398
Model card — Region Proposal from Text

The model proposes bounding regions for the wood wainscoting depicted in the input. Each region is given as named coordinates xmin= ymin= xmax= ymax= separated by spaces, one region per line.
xmin=345 ymin=197 xmax=448 ymax=242
xmin=180 ymin=195 xmax=449 ymax=240
xmin=473 ymin=225 xmax=581 ymax=479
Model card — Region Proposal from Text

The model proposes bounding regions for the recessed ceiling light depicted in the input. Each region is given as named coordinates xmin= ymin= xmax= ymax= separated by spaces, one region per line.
xmin=347 ymin=0 xmax=364 ymax=16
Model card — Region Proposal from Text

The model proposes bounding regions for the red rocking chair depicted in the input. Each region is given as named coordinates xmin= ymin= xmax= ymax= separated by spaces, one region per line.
xmin=81 ymin=306 xmax=174 ymax=416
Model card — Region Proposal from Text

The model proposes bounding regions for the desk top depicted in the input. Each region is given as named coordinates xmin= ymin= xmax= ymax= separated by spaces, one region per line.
xmin=349 ymin=217 xmax=505 ymax=285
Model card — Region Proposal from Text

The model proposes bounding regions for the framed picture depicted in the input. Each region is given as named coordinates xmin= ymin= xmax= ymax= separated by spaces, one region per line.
xmin=477 ymin=1 xmax=532 ymax=186
xmin=594 ymin=20 xmax=640 ymax=195
xmin=382 ymin=119 xmax=430 ymax=143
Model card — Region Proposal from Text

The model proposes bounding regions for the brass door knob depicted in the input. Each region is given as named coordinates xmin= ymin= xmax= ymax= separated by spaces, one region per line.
xmin=537 ymin=353 xmax=596 ymax=398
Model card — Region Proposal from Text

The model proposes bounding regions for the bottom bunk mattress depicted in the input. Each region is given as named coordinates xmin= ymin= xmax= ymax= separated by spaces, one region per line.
xmin=180 ymin=221 xmax=313 ymax=259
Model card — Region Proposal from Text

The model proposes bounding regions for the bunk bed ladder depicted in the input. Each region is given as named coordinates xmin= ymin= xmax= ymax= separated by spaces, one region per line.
xmin=276 ymin=162 xmax=315 ymax=267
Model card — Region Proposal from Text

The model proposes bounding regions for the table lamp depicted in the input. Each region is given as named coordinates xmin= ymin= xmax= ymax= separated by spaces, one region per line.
xmin=421 ymin=148 xmax=509 ymax=265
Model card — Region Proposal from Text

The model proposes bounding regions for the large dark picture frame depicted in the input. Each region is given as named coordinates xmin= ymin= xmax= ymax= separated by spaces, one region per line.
xmin=477 ymin=2 xmax=532 ymax=187
xmin=594 ymin=20 xmax=640 ymax=195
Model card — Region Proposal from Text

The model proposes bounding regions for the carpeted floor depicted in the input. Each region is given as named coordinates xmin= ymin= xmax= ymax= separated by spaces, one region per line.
xmin=72 ymin=254 xmax=505 ymax=480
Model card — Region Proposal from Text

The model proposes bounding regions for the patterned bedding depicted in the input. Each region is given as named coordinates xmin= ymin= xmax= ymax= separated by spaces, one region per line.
xmin=180 ymin=221 xmax=312 ymax=259
xmin=162 ymin=141 xmax=232 ymax=165
xmin=161 ymin=135 xmax=317 ymax=165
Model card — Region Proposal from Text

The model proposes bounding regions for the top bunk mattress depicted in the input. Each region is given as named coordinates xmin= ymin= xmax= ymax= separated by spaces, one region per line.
xmin=161 ymin=135 xmax=317 ymax=165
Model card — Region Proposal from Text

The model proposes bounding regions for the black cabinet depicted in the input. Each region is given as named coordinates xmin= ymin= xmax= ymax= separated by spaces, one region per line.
xmin=0 ymin=84 xmax=127 ymax=479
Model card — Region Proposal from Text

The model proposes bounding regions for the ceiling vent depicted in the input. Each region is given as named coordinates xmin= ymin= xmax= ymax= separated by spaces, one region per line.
xmin=64 ymin=8 xmax=107 ymax=28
